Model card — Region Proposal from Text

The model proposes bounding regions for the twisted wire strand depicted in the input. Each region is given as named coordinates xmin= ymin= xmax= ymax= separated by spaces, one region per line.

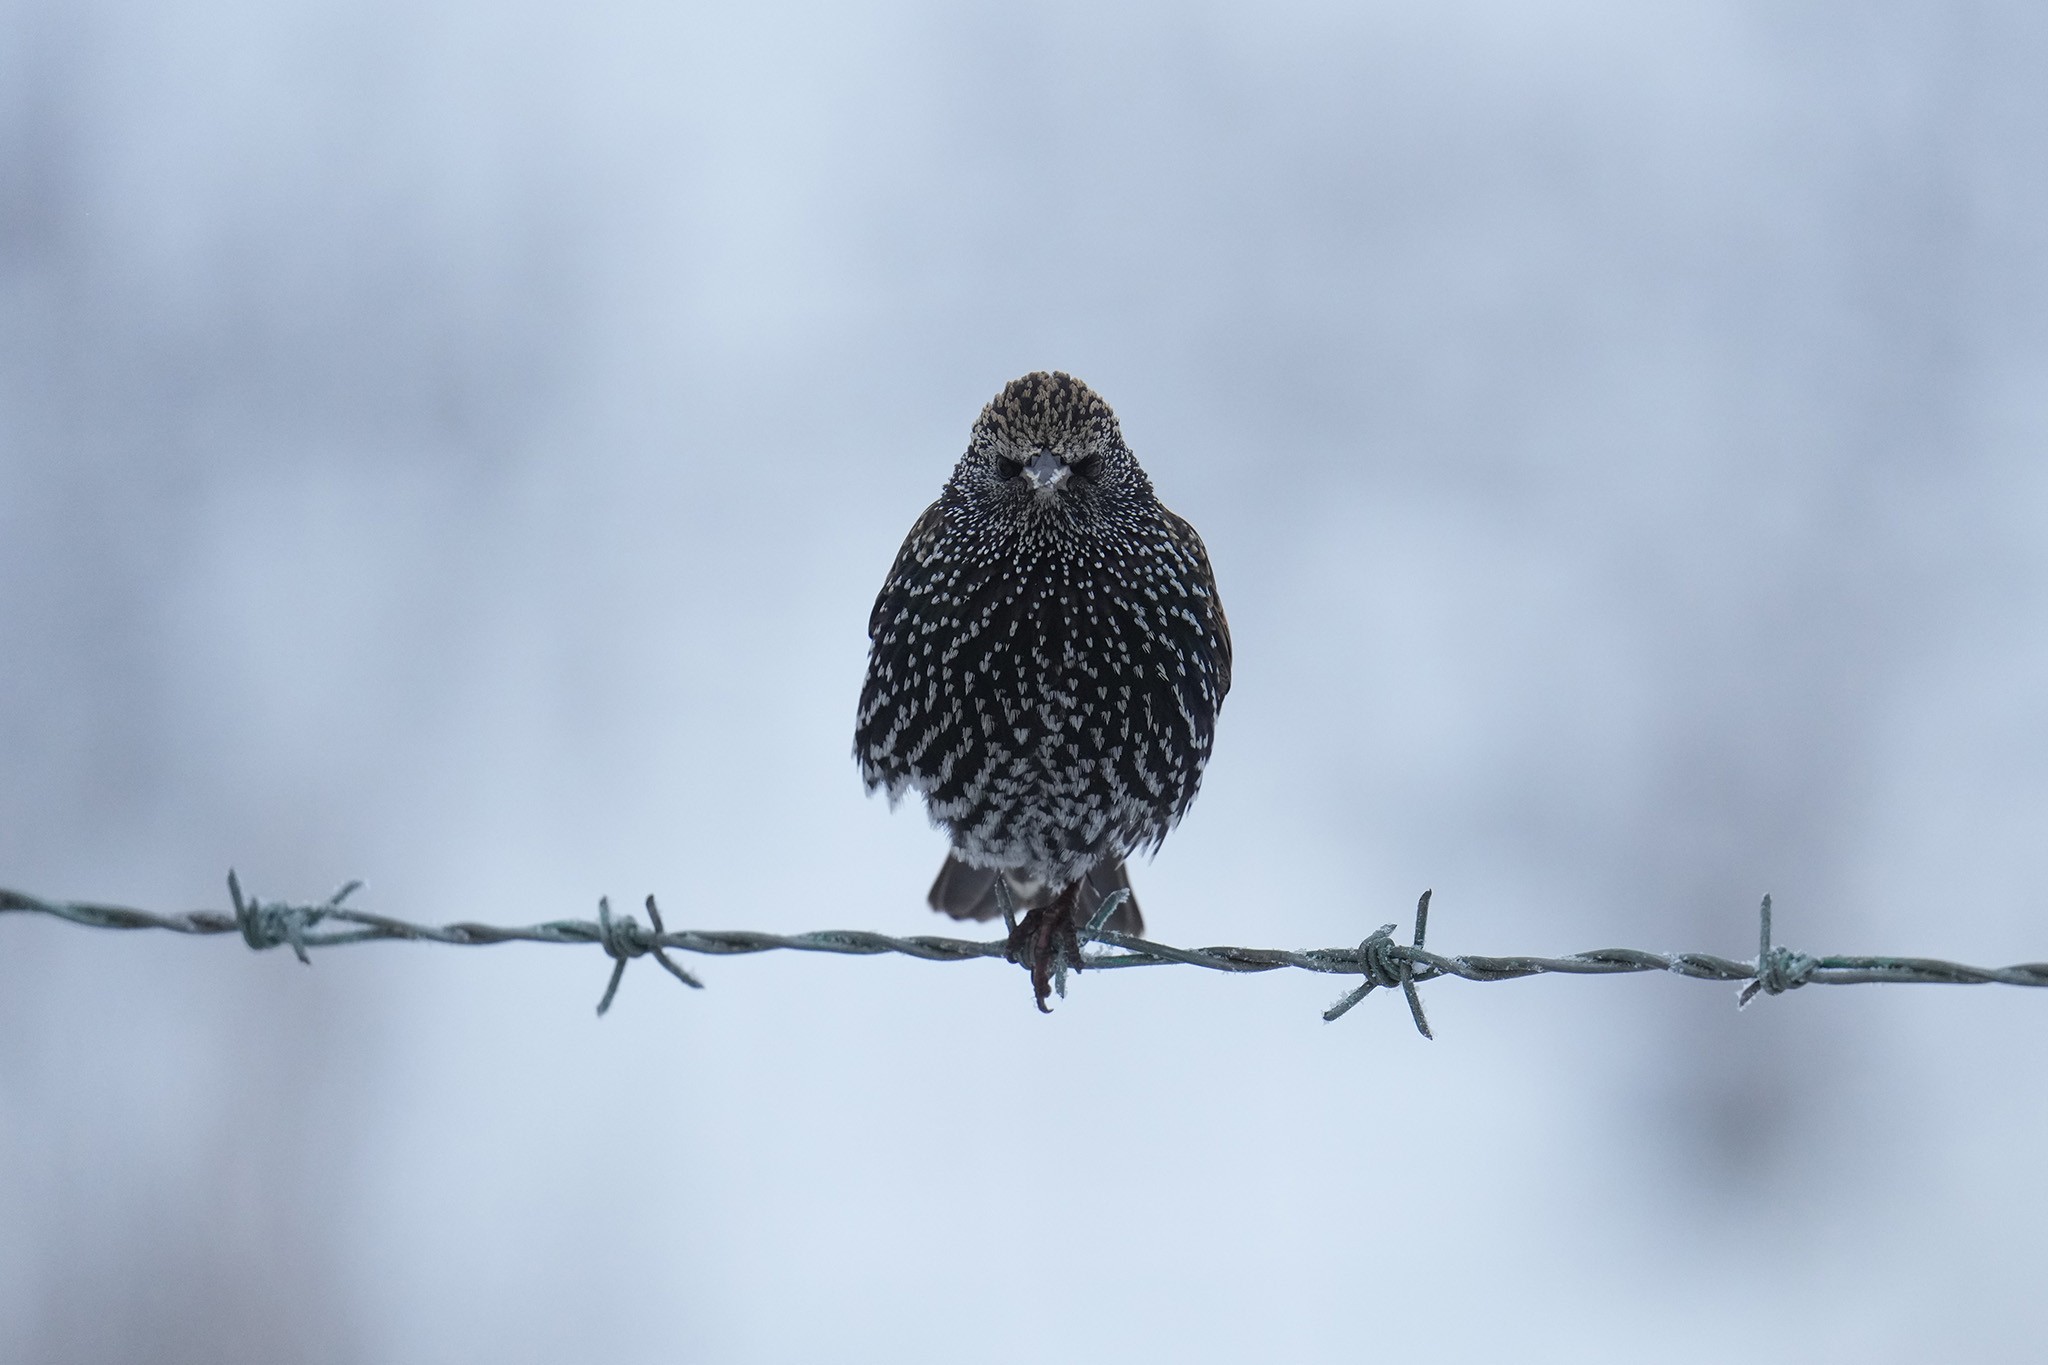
xmin=6 ymin=878 xmax=2048 ymax=1031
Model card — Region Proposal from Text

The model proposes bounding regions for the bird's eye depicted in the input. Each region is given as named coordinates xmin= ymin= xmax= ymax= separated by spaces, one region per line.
xmin=1074 ymin=454 xmax=1103 ymax=481
xmin=996 ymin=456 xmax=1024 ymax=480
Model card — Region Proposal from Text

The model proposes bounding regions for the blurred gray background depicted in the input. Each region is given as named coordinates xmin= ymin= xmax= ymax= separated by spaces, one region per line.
xmin=4 ymin=1 xmax=2046 ymax=1360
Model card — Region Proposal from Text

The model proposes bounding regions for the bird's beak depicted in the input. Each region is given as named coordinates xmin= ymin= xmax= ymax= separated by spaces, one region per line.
xmin=1022 ymin=450 xmax=1069 ymax=494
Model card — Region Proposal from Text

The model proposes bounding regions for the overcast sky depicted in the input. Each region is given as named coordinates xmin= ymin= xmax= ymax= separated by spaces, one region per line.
xmin=4 ymin=2 xmax=2047 ymax=1361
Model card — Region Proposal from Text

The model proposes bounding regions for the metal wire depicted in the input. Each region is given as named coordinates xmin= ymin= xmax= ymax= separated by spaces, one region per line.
xmin=5 ymin=875 xmax=2047 ymax=1032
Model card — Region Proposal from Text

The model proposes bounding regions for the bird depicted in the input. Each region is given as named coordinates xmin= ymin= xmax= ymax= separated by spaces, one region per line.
xmin=855 ymin=371 xmax=1231 ymax=1010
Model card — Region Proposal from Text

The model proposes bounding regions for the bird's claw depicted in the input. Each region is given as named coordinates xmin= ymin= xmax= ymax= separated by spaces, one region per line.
xmin=1005 ymin=898 xmax=1084 ymax=1013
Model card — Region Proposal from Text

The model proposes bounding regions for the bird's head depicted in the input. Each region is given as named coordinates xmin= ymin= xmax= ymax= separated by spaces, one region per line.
xmin=958 ymin=372 xmax=1146 ymax=518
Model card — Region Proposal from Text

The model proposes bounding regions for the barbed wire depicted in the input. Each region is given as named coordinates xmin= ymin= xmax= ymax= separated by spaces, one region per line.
xmin=5 ymin=874 xmax=2047 ymax=1033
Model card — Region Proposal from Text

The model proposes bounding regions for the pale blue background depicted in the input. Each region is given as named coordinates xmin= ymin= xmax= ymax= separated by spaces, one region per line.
xmin=4 ymin=3 xmax=2046 ymax=1361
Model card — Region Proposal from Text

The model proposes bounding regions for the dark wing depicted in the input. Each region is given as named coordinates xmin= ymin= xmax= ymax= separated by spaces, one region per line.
xmin=1162 ymin=507 xmax=1231 ymax=703
xmin=868 ymin=499 xmax=945 ymax=640
xmin=855 ymin=499 xmax=951 ymax=792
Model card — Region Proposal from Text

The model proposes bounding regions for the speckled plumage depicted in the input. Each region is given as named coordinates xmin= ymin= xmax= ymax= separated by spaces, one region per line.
xmin=855 ymin=372 xmax=1231 ymax=949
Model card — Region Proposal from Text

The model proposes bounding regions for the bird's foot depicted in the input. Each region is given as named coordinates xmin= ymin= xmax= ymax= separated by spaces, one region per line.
xmin=1004 ymin=891 xmax=1085 ymax=1014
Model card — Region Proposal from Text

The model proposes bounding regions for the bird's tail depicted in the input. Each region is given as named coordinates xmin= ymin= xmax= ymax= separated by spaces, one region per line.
xmin=926 ymin=854 xmax=1145 ymax=936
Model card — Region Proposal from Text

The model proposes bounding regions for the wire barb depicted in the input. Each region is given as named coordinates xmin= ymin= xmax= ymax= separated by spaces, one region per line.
xmin=1083 ymin=888 xmax=1132 ymax=940
xmin=1322 ymin=889 xmax=1435 ymax=1036
xmin=1738 ymin=893 xmax=1817 ymax=1008
xmin=593 ymin=894 xmax=705 ymax=1016
xmin=228 ymin=869 xmax=360 ymax=965
xmin=995 ymin=877 xmax=1019 ymax=939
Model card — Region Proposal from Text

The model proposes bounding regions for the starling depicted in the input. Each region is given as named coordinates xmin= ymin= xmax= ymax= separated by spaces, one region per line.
xmin=855 ymin=372 xmax=1231 ymax=1010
